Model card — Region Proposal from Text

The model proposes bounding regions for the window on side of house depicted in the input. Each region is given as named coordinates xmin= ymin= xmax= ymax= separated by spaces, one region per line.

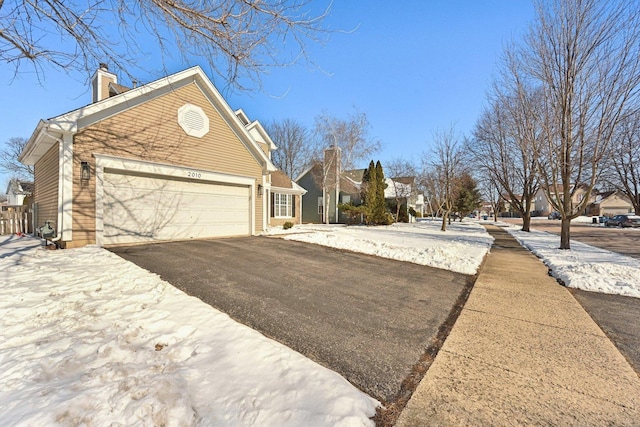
xmin=272 ymin=193 xmax=293 ymax=218
xmin=318 ymin=196 xmax=324 ymax=215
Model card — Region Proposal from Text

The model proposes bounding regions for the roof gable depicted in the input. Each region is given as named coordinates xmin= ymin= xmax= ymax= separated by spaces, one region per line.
xmin=271 ymin=170 xmax=306 ymax=194
xmin=21 ymin=66 xmax=276 ymax=173
xmin=6 ymin=179 xmax=34 ymax=196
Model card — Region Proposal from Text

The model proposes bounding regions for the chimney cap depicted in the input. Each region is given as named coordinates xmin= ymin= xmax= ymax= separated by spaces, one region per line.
xmin=99 ymin=62 xmax=109 ymax=70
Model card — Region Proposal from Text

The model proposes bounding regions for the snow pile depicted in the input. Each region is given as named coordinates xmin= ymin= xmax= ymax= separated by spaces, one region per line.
xmin=0 ymin=235 xmax=378 ymax=426
xmin=265 ymin=220 xmax=493 ymax=275
xmin=504 ymin=226 xmax=640 ymax=298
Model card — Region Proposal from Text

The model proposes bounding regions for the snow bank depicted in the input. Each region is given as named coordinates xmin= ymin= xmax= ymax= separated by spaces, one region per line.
xmin=503 ymin=225 xmax=640 ymax=299
xmin=0 ymin=234 xmax=378 ymax=426
xmin=265 ymin=220 xmax=493 ymax=275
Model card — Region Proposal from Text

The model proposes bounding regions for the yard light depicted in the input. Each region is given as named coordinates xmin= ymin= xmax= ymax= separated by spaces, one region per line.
xmin=81 ymin=161 xmax=91 ymax=181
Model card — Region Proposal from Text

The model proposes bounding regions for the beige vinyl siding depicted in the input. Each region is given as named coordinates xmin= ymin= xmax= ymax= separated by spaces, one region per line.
xmin=258 ymin=141 xmax=270 ymax=156
xmin=73 ymin=82 xmax=264 ymax=243
xmin=600 ymin=194 xmax=633 ymax=215
xmin=269 ymin=193 xmax=301 ymax=227
xmin=34 ymin=143 xmax=59 ymax=229
xmin=254 ymin=181 xmax=263 ymax=231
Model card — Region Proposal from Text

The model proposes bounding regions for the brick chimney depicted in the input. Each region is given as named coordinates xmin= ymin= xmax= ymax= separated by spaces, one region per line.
xmin=324 ymin=145 xmax=342 ymax=191
xmin=91 ymin=63 xmax=118 ymax=103
xmin=323 ymin=145 xmax=341 ymax=222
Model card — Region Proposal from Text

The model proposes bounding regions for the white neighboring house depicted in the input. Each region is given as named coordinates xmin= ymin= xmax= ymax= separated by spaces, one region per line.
xmin=5 ymin=179 xmax=33 ymax=206
xmin=385 ymin=177 xmax=425 ymax=219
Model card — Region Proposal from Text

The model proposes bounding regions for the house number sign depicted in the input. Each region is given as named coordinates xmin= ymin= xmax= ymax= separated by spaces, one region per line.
xmin=187 ymin=170 xmax=203 ymax=179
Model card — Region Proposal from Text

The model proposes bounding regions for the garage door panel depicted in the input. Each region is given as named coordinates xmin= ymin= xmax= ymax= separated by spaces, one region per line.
xmin=103 ymin=173 xmax=250 ymax=245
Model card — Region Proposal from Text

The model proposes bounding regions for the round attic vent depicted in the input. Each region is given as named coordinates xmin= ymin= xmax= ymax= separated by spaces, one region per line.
xmin=178 ymin=104 xmax=210 ymax=138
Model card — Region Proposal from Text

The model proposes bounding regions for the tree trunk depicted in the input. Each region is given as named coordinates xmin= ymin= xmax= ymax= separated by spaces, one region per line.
xmin=441 ymin=213 xmax=447 ymax=231
xmin=522 ymin=212 xmax=531 ymax=232
xmin=560 ymin=217 xmax=571 ymax=249
xmin=324 ymin=192 xmax=330 ymax=225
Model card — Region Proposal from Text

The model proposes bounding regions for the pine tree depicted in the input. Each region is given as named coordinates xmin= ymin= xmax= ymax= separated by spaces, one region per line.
xmin=455 ymin=173 xmax=482 ymax=220
xmin=370 ymin=161 xmax=390 ymax=224
xmin=398 ymin=203 xmax=409 ymax=222
xmin=360 ymin=161 xmax=373 ymax=206
xmin=365 ymin=161 xmax=377 ymax=224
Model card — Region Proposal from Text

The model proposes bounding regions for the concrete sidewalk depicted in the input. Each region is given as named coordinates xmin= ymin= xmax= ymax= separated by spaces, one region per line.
xmin=396 ymin=224 xmax=640 ymax=426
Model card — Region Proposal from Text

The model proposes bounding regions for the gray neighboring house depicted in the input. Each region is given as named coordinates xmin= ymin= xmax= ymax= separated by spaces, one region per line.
xmin=295 ymin=147 xmax=424 ymax=224
xmin=296 ymin=147 xmax=363 ymax=224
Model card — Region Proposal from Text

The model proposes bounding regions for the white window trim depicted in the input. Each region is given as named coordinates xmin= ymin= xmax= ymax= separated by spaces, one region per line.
xmin=273 ymin=192 xmax=293 ymax=218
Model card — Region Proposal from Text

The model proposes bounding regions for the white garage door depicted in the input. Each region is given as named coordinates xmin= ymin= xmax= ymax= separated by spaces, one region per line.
xmin=103 ymin=172 xmax=250 ymax=245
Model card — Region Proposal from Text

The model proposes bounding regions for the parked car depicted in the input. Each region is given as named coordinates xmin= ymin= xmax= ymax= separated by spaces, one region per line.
xmin=547 ymin=211 xmax=561 ymax=220
xmin=605 ymin=214 xmax=640 ymax=228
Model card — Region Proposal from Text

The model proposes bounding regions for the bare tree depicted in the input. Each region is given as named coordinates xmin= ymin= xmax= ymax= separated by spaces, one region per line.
xmin=311 ymin=109 xmax=381 ymax=224
xmin=522 ymin=0 xmax=640 ymax=249
xmin=426 ymin=128 xmax=465 ymax=231
xmin=477 ymin=175 xmax=503 ymax=221
xmin=0 ymin=0 xmax=332 ymax=89
xmin=266 ymin=118 xmax=312 ymax=179
xmin=418 ymin=169 xmax=443 ymax=219
xmin=312 ymin=109 xmax=381 ymax=170
xmin=471 ymin=46 xmax=542 ymax=232
xmin=0 ymin=137 xmax=33 ymax=180
xmin=604 ymin=111 xmax=640 ymax=214
xmin=385 ymin=158 xmax=417 ymax=222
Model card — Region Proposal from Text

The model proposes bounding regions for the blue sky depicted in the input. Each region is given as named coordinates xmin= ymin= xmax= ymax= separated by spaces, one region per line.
xmin=0 ymin=1 xmax=534 ymax=189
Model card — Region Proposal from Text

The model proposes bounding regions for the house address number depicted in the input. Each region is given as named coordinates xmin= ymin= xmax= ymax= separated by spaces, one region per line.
xmin=187 ymin=171 xmax=202 ymax=179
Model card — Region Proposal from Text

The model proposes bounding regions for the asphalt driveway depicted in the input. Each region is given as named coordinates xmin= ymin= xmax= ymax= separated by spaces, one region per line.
xmin=110 ymin=236 xmax=472 ymax=403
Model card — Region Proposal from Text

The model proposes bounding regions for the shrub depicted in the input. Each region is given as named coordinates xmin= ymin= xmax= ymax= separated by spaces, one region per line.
xmin=283 ymin=221 xmax=294 ymax=230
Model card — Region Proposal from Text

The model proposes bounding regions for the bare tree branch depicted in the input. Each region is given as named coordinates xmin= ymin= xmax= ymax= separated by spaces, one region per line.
xmin=424 ymin=127 xmax=465 ymax=231
xmin=312 ymin=108 xmax=381 ymax=170
xmin=523 ymin=0 xmax=640 ymax=248
xmin=266 ymin=117 xmax=312 ymax=179
xmin=0 ymin=137 xmax=34 ymax=180
xmin=0 ymin=0 xmax=333 ymax=90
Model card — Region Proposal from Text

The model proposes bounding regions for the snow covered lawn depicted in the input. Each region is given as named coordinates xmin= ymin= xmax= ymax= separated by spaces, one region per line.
xmin=503 ymin=223 xmax=640 ymax=299
xmin=0 ymin=235 xmax=378 ymax=427
xmin=3 ymin=217 xmax=637 ymax=425
xmin=265 ymin=220 xmax=494 ymax=275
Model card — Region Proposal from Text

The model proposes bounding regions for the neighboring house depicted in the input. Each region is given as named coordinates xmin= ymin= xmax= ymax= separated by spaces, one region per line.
xmin=19 ymin=64 xmax=304 ymax=248
xmin=5 ymin=179 xmax=34 ymax=206
xmin=533 ymin=184 xmax=592 ymax=216
xmin=296 ymin=147 xmax=423 ymax=223
xmin=586 ymin=191 xmax=633 ymax=216
xmin=384 ymin=176 xmax=424 ymax=218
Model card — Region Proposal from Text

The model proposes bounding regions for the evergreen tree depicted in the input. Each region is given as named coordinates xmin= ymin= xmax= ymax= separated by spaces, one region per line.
xmin=365 ymin=161 xmax=378 ymax=224
xmin=455 ymin=173 xmax=482 ymax=220
xmin=370 ymin=161 xmax=390 ymax=224
xmin=360 ymin=161 xmax=373 ymax=206
xmin=398 ymin=202 xmax=409 ymax=222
